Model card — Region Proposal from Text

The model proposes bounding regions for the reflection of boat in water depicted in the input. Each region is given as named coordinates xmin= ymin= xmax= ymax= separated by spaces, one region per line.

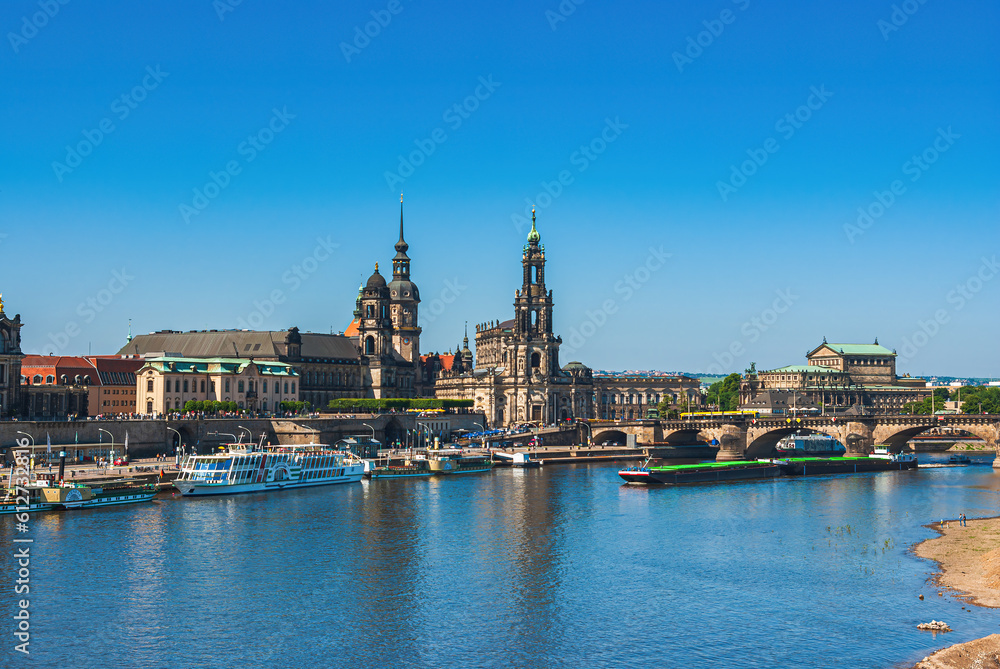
xmin=775 ymin=433 xmax=845 ymax=458
xmin=619 ymin=460 xmax=780 ymax=485
xmin=173 ymin=441 xmax=364 ymax=496
xmin=947 ymin=454 xmax=972 ymax=465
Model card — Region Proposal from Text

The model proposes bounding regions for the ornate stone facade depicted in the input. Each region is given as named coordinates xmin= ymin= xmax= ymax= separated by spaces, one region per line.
xmin=431 ymin=213 xmax=595 ymax=426
xmin=740 ymin=340 xmax=930 ymax=413
xmin=0 ymin=295 xmax=24 ymax=419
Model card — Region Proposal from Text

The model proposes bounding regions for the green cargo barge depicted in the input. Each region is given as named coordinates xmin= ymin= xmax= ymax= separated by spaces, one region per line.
xmin=618 ymin=460 xmax=781 ymax=485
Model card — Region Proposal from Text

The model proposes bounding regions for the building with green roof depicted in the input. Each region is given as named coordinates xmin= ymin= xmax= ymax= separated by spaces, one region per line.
xmin=740 ymin=338 xmax=930 ymax=414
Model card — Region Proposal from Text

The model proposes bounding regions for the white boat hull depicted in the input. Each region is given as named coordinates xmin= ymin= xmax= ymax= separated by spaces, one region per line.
xmin=174 ymin=470 xmax=363 ymax=496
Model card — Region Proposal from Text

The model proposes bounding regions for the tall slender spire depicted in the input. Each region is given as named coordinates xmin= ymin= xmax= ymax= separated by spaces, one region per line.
xmin=126 ymin=318 xmax=133 ymax=343
xmin=395 ymin=192 xmax=408 ymax=254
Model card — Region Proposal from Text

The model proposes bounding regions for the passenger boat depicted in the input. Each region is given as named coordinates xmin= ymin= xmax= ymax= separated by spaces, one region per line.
xmin=39 ymin=480 xmax=157 ymax=509
xmin=947 ymin=454 xmax=972 ymax=465
xmin=619 ymin=460 xmax=781 ymax=485
xmin=365 ymin=458 xmax=432 ymax=479
xmin=173 ymin=441 xmax=364 ymax=496
xmin=426 ymin=449 xmax=494 ymax=475
xmin=0 ymin=484 xmax=55 ymax=515
xmin=775 ymin=433 xmax=845 ymax=458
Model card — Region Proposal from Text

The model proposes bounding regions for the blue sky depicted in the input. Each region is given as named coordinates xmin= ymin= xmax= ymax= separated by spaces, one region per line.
xmin=1 ymin=0 xmax=997 ymax=377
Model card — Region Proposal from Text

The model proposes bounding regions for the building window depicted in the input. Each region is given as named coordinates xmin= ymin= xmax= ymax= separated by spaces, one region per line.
xmin=225 ymin=379 xmax=231 ymax=392
xmin=238 ymin=380 xmax=245 ymax=393
xmin=183 ymin=380 xmax=189 ymax=393
xmin=291 ymin=383 xmax=296 ymax=394
xmin=147 ymin=379 xmax=153 ymax=392
xmin=284 ymin=382 xmax=289 ymax=394
xmin=200 ymin=380 xmax=206 ymax=393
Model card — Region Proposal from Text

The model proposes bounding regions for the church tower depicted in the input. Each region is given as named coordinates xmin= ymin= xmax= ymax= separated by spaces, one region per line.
xmin=513 ymin=210 xmax=559 ymax=382
xmin=0 ymin=293 xmax=25 ymax=419
xmin=388 ymin=195 xmax=421 ymax=366
xmin=358 ymin=264 xmax=393 ymax=396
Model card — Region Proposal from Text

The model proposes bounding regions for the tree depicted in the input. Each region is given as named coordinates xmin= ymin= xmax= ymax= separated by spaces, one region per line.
xmin=960 ymin=387 xmax=1000 ymax=414
xmin=706 ymin=373 xmax=741 ymax=411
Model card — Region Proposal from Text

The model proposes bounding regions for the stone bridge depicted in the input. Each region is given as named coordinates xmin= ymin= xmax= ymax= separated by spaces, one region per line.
xmin=588 ymin=415 xmax=1000 ymax=463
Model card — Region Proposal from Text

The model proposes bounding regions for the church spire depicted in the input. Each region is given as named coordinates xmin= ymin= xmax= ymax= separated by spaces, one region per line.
xmin=527 ymin=207 xmax=540 ymax=245
xmin=395 ymin=193 xmax=408 ymax=255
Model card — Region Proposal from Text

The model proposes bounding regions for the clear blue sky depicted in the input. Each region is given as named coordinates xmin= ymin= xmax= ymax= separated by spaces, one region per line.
xmin=2 ymin=0 xmax=997 ymax=377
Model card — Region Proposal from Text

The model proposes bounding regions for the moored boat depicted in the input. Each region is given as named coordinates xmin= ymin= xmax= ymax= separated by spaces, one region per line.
xmin=947 ymin=454 xmax=972 ymax=464
xmin=0 ymin=484 xmax=55 ymax=515
xmin=40 ymin=480 xmax=157 ymax=509
xmin=426 ymin=449 xmax=494 ymax=475
xmin=777 ymin=448 xmax=917 ymax=476
xmin=173 ymin=441 xmax=364 ymax=496
xmin=619 ymin=460 xmax=781 ymax=485
xmin=365 ymin=458 xmax=432 ymax=479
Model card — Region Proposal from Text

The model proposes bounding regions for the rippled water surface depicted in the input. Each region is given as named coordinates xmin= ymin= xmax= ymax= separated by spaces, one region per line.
xmin=4 ymin=453 xmax=1000 ymax=668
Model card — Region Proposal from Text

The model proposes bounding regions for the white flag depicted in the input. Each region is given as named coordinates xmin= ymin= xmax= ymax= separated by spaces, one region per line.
xmin=46 ymin=433 xmax=52 ymax=454
xmin=124 ymin=431 xmax=129 ymax=454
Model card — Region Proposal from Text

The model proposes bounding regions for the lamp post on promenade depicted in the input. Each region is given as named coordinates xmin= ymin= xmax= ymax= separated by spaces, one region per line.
xmin=98 ymin=428 xmax=114 ymax=464
xmin=167 ymin=427 xmax=183 ymax=464
xmin=237 ymin=425 xmax=253 ymax=443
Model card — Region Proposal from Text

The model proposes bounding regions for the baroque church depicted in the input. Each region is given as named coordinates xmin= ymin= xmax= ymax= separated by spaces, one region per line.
xmin=120 ymin=201 xmax=423 ymax=408
xmin=429 ymin=212 xmax=595 ymax=425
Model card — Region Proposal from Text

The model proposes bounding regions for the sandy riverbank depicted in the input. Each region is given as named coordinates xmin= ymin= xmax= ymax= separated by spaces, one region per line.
xmin=910 ymin=517 xmax=1000 ymax=668
xmin=914 ymin=517 xmax=1000 ymax=608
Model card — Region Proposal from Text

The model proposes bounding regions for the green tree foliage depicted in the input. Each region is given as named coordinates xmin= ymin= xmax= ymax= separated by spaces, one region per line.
xmin=960 ymin=387 xmax=1000 ymax=414
xmin=706 ymin=373 xmax=741 ymax=411
xmin=280 ymin=400 xmax=311 ymax=414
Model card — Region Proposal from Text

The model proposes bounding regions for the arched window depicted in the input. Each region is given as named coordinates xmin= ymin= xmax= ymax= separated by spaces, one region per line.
xmin=46 ymin=375 xmax=55 ymax=384
xmin=365 ymin=336 xmax=375 ymax=355
xmin=33 ymin=374 xmax=42 ymax=384
xmin=366 ymin=305 xmax=374 ymax=317
xmin=530 ymin=352 xmax=540 ymax=368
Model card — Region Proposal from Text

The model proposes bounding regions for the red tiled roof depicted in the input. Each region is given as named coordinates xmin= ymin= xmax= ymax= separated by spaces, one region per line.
xmin=344 ymin=319 xmax=360 ymax=337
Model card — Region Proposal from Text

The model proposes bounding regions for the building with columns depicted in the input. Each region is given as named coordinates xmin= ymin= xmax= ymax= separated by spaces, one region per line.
xmin=740 ymin=339 xmax=930 ymax=413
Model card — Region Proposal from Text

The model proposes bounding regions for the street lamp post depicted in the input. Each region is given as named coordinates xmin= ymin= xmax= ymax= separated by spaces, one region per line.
xmin=237 ymin=425 xmax=253 ymax=444
xmin=98 ymin=428 xmax=115 ymax=464
xmin=416 ymin=422 xmax=432 ymax=449
xmin=362 ymin=423 xmax=377 ymax=441
xmin=166 ymin=427 xmax=183 ymax=464
xmin=579 ymin=421 xmax=592 ymax=447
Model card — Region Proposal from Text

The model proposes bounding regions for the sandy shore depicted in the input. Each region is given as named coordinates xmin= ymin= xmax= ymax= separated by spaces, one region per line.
xmin=914 ymin=517 xmax=1000 ymax=608
xmin=909 ymin=517 xmax=1000 ymax=668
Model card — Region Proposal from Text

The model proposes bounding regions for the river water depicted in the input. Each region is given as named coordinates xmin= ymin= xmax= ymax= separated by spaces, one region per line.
xmin=4 ymin=453 xmax=1000 ymax=668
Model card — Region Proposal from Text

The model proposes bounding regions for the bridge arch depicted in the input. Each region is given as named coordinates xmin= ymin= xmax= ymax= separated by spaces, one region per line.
xmin=593 ymin=430 xmax=629 ymax=447
xmin=745 ymin=426 xmax=844 ymax=460
xmin=874 ymin=422 xmax=998 ymax=450
xmin=660 ymin=428 xmax=711 ymax=446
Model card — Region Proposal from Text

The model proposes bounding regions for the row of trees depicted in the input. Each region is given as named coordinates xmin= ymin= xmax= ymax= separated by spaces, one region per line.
xmin=183 ymin=400 xmax=242 ymax=414
xmin=903 ymin=387 xmax=1000 ymax=415
xmin=178 ymin=400 xmax=312 ymax=414
xmin=327 ymin=398 xmax=475 ymax=411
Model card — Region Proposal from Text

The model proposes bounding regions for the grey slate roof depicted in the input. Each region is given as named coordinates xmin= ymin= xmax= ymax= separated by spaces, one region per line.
xmin=117 ymin=330 xmax=360 ymax=362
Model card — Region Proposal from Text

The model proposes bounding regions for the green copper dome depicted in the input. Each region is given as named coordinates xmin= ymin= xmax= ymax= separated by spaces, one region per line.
xmin=527 ymin=210 xmax=540 ymax=244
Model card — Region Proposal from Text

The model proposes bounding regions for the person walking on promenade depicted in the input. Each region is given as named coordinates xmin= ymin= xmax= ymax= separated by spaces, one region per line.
xmin=961 ymin=513 xmax=967 ymax=527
